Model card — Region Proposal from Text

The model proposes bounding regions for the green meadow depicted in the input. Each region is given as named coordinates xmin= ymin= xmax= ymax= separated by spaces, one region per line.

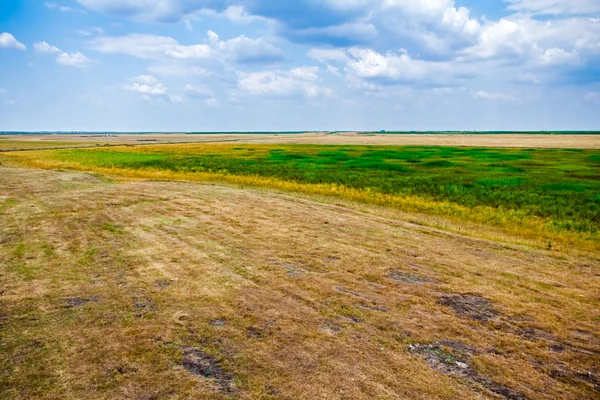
xmin=49 ymin=145 xmax=600 ymax=236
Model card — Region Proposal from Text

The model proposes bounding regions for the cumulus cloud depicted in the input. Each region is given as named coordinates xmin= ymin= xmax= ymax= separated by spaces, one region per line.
xmin=124 ymin=75 xmax=168 ymax=95
xmin=90 ymin=31 xmax=283 ymax=64
xmin=460 ymin=16 xmax=598 ymax=73
xmin=0 ymin=32 xmax=27 ymax=50
xmin=504 ymin=0 xmax=600 ymax=15
xmin=74 ymin=0 xmax=483 ymax=50
xmin=68 ymin=0 xmax=600 ymax=99
xmin=237 ymin=66 xmax=332 ymax=98
xmin=34 ymin=41 xmax=61 ymax=53
xmin=210 ymin=31 xmax=284 ymax=63
xmin=309 ymin=47 xmax=472 ymax=87
xmin=346 ymin=48 xmax=472 ymax=86
xmin=56 ymin=52 xmax=93 ymax=67
xmin=89 ymin=33 xmax=212 ymax=59
xmin=34 ymin=41 xmax=93 ymax=67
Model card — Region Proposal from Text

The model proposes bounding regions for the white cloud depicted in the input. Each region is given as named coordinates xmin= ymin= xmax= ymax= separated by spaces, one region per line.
xmin=538 ymin=48 xmax=583 ymax=67
xmin=375 ymin=0 xmax=481 ymax=53
xmin=45 ymin=1 xmax=87 ymax=13
xmin=90 ymin=31 xmax=283 ymax=64
xmin=343 ymin=48 xmax=469 ymax=86
xmin=221 ymin=5 xmax=266 ymax=23
xmin=238 ymin=66 xmax=332 ymax=98
xmin=504 ymin=0 xmax=600 ymax=15
xmin=326 ymin=65 xmax=342 ymax=77
xmin=56 ymin=52 xmax=93 ymax=68
xmin=470 ymin=90 xmax=519 ymax=102
xmin=147 ymin=63 xmax=209 ymax=77
xmin=124 ymin=75 xmax=168 ymax=95
xmin=184 ymin=19 xmax=193 ymax=31
xmin=34 ymin=40 xmax=93 ymax=68
xmin=89 ymin=33 xmax=212 ymax=60
xmin=216 ymin=34 xmax=284 ymax=63
xmin=461 ymin=17 xmax=599 ymax=69
xmin=0 ymin=32 xmax=26 ymax=51
xmin=34 ymin=41 xmax=61 ymax=54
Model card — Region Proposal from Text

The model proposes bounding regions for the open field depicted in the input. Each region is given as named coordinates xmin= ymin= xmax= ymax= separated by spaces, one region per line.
xmin=1 ymin=164 xmax=599 ymax=399
xmin=2 ymin=132 xmax=600 ymax=149
xmin=3 ymin=144 xmax=599 ymax=251
xmin=1 ymin=142 xmax=599 ymax=400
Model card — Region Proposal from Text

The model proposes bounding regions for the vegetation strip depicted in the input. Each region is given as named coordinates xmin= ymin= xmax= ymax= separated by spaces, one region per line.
xmin=3 ymin=144 xmax=598 ymax=250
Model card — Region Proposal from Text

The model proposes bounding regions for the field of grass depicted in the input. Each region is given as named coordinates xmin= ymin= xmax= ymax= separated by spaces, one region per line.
xmin=0 ymin=140 xmax=99 ymax=150
xmin=1 ymin=165 xmax=599 ymax=399
xmin=4 ymin=144 xmax=599 ymax=250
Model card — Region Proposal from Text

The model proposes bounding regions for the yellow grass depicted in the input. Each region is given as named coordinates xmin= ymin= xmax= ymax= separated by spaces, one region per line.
xmin=2 ymin=132 xmax=600 ymax=148
xmin=1 ymin=165 xmax=599 ymax=399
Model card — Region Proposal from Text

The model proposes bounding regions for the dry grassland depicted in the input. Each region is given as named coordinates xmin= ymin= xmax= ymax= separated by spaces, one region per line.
xmin=2 ymin=132 xmax=600 ymax=149
xmin=1 ymin=165 xmax=599 ymax=399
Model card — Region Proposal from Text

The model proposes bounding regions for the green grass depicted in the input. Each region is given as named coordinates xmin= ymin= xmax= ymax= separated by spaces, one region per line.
xmin=42 ymin=145 xmax=600 ymax=235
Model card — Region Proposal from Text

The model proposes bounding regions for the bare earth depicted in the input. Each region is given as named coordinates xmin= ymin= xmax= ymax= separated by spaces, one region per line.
xmin=1 ymin=132 xmax=600 ymax=149
xmin=1 ymin=165 xmax=598 ymax=399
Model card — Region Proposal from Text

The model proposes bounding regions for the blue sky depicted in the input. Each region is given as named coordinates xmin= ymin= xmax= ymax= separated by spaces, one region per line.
xmin=0 ymin=0 xmax=599 ymax=131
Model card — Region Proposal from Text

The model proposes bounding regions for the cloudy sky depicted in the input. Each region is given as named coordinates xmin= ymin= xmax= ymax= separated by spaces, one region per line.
xmin=0 ymin=0 xmax=599 ymax=131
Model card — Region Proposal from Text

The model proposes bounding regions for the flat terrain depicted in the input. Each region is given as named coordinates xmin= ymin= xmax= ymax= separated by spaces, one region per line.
xmin=1 ymin=165 xmax=599 ymax=399
xmin=2 ymin=132 xmax=600 ymax=149
xmin=4 ymin=144 xmax=599 ymax=251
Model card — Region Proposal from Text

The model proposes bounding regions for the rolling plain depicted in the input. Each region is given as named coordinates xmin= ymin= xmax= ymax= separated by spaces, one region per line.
xmin=1 ymin=134 xmax=599 ymax=399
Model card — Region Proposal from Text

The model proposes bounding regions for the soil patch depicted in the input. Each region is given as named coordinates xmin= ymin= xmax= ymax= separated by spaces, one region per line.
xmin=281 ymin=264 xmax=304 ymax=277
xmin=548 ymin=367 xmax=600 ymax=393
xmin=438 ymin=294 xmax=500 ymax=322
xmin=410 ymin=342 xmax=527 ymax=399
xmin=64 ymin=296 xmax=99 ymax=308
xmin=210 ymin=319 xmax=226 ymax=328
xmin=334 ymin=286 xmax=366 ymax=299
xmin=320 ymin=320 xmax=342 ymax=335
xmin=134 ymin=297 xmax=155 ymax=318
xmin=182 ymin=347 xmax=235 ymax=393
xmin=154 ymin=280 xmax=171 ymax=289
xmin=387 ymin=269 xmax=437 ymax=284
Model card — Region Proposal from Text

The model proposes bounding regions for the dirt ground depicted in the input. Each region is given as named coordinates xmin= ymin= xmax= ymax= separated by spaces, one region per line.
xmin=0 ymin=166 xmax=599 ymax=399
xmin=1 ymin=132 xmax=600 ymax=149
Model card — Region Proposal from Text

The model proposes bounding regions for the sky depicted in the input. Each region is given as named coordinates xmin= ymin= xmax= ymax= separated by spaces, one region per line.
xmin=0 ymin=0 xmax=599 ymax=132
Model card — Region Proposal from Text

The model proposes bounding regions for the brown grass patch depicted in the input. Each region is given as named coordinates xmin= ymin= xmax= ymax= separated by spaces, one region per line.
xmin=0 ymin=165 xmax=599 ymax=399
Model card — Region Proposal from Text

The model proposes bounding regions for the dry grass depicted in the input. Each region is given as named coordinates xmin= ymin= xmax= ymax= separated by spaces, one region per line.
xmin=1 ymin=165 xmax=599 ymax=399
xmin=2 ymin=132 xmax=599 ymax=149
xmin=0 ymin=140 xmax=104 ymax=150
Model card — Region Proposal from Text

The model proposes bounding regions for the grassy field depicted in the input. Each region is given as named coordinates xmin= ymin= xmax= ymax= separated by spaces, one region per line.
xmin=0 ymin=140 xmax=98 ymax=150
xmin=2 ymin=133 xmax=600 ymax=149
xmin=1 ymin=165 xmax=599 ymax=399
xmin=4 ymin=144 xmax=599 ymax=250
